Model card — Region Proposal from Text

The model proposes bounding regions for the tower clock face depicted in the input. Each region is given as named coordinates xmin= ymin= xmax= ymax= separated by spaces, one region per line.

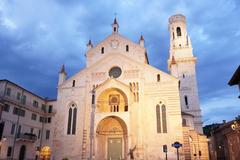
xmin=109 ymin=67 xmax=122 ymax=78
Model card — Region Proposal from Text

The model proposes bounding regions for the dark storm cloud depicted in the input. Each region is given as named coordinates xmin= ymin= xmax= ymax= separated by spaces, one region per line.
xmin=0 ymin=0 xmax=239 ymax=124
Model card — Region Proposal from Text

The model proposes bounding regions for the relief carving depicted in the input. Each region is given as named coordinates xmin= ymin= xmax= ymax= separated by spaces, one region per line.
xmin=91 ymin=72 xmax=106 ymax=81
xmin=123 ymin=70 xmax=139 ymax=78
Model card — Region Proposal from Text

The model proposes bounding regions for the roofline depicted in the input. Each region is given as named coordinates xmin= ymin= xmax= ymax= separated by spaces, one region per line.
xmin=0 ymin=79 xmax=53 ymax=101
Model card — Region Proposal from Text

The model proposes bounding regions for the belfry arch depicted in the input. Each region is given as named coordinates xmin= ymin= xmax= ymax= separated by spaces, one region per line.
xmin=95 ymin=116 xmax=128 ymax=160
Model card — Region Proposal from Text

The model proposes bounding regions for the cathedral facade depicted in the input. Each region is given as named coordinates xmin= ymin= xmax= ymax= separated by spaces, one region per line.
xmin=52 ymin=14 xmax=209 ymax=160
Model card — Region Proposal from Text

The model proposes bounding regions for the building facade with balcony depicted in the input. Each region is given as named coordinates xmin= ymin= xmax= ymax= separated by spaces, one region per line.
xmin=52 ymin=15 xmax=209 ymax=160
xmin=0 ymin=80 xmax=56 ymax=160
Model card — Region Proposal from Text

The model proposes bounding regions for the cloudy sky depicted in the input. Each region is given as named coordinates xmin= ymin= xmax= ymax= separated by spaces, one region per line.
xmin=0 ymin=0 xmax=239 ymax=125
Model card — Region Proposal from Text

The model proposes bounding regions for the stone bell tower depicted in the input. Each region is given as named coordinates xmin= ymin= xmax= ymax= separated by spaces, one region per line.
xmin=167 ymin=14 xmax=203 ymax=133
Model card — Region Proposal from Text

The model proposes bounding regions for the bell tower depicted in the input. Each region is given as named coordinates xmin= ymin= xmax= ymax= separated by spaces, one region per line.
xmin=168 ymin=14 xmax=203 ymax=133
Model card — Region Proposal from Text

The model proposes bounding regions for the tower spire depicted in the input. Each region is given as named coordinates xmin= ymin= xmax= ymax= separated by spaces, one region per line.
xmin=139 ymin=35 xmax=145 ymax=47
xmin=59 ymin=64 xmax=66 ymax=74
xmin=112 ymin=15 xmax=119 ymax=33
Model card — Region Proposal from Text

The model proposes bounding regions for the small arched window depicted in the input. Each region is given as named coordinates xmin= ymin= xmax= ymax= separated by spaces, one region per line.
xmin=173 ymin=32 xmax=175 ymax=39
xmin=72 ymin=80 xmax=75 ymax=87
xmin=67 ymin=103 xmax=77 ymax=135
xmin=101 ymin=47 xmax=104 ymax=54
xmin=184 ymin=95 xmax=189 ymax=108
xmin=183 ymin=74 xmax=185 ymax=78
xmin=157 ymin=74 xmax=161 ymax=82
xmin=114 ymin=27 xmax=116 ymax=32
xmin=177 ymin=27 xmax=181 ymax=36
xmin=126 ymin=45 xmax=129 ymax=52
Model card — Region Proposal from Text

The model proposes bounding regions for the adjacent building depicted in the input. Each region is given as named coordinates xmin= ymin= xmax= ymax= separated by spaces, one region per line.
xmin=0 ymin=80 xmax=56 ymax=160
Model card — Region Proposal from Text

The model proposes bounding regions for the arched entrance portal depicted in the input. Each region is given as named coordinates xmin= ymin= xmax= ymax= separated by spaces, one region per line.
xmin=96 ymin=116 xmax=128 ymax=160
xmin=18 ymin=145 xmax=26 ymax=160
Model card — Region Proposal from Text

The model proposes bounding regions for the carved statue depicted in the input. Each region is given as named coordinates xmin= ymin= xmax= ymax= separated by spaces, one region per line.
xmin=128 ymin=145 xmax=136 ymax=159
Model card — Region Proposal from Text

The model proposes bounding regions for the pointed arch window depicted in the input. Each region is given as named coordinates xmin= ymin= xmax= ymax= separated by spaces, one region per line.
xmin=72 ymin=80 xmax=75 ymax=87
xmin=157 ymin=74 xmax=161 ymax=82
xmin=156 ymin=104 xmax=161 ymax=133
xmin=184 ymin=95 xmax=189 ymax=108
xmin=162 ymin=105 xmax=167 ymax=133
xmin=156 ymin=103 xmax=167 ymax=133
xmin=67 ymin=103 xmax=77 ymax=135
xmin=177 ymin=27 xmax=182 ymax=36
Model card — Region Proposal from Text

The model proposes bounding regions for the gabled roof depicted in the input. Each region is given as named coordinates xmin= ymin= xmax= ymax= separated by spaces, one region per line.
xmin=85 ymin=33 xmax=145 ymax=57
xmin=59 ymin=52 xmax=178 ymax=88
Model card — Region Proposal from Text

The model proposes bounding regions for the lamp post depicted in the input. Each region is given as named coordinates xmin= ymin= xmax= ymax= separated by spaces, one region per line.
xmin=89 ymin=88 xmax=96 ymax=160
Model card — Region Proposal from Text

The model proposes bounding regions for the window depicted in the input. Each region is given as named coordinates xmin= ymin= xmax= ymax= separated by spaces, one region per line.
xmin=156 ymin=103 xmax=167 ymax=133
xmin=156 ymin=104 xmax=161 ymax=133
xmin=67 ymin=108 xmax=72 ymax=134
xmin=109 ymin=66 xmax=122 ymax=78
xmin=41 ymin=104 xmax=46 ymax=112
xmin=21 ymin=95 xmax=26 ymax=104
xmin=177 ymin=27 xmax=181 ymax=36
xmin=124 ymin=105 xmax=128 ymax=112
xmin=33 ymin=100 xmax=38 ymax=108
xmin=101 ymin=47 xmax=104 ymax=54
xmin=183 ymin=74 xmax=185 ymax=78
xmin=38 ymin=130 xmax=41 ymax=139
xmin=48 ymin=105 xmax=53 ymax=113
xmin=46 ymin=130 xmax=50 ymax=140
xmin=157 ymin=74 xmax=161 ymax=82
xmin=67 ymin=103 xmax=77 ymax=135
xmin=3 ymin=104 xmax=10 ymax=112
xmin=30 ymin=128 xmax=34 ymax=134
xmin=10 ymin=124 xmax=15 ymax=135
xmin=173 ymin=32 xmax=175 ymax=39
xmin=17 ymin=92 xmax=21 ymax=100
xmin=47 ymin=117 xmax=51 ymax=123
xmin=92 ymin=94 xmax=95 ymax=105
xmin=114 ymin=27 xmax=116 ymax=32
xmin=31 ymin=113 xmax=37 ymax=120
xmin=184 ymin=95 xmax=189 ymax=107
xmin=13 ymin=107 xmax=25 ymax=117
xmin=39 ymin=116 xmax=44 ymax=123
xmin=162 ymin=105 xmax=167 ymax=133
xmin=72 ymin=80 xmax=75 ymax=87
xmin=126 ymin=45 xmax=129 ymax=52
xmin=7 ymin=146 xmax=12 ymax=157
xmin=6 ymin=88 xmax=11 ymax=96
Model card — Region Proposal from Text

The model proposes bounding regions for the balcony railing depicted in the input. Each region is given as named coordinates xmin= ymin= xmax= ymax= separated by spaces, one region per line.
xmin=17 ymin=133 xmax=37 ymax=142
